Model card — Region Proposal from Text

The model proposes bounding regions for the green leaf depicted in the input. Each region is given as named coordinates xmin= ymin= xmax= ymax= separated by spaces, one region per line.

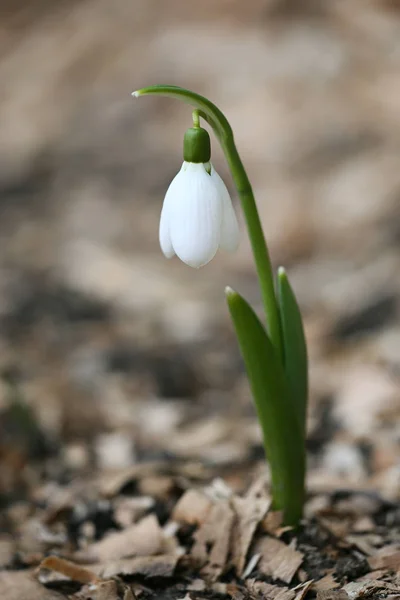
xmin=277 ymin=268 xmax=308 ymax=437
xmin=226 ymin=287 xmax=305 ymax=525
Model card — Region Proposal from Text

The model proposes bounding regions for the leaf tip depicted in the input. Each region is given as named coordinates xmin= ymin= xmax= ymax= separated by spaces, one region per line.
xmin=131 ymin=90 xmax=141 ymax=98
xmin=277 ymin=266 xmax=287 ymax=280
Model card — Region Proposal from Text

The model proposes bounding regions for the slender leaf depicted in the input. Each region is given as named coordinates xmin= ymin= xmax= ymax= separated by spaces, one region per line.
xmin=277 ymin=267 xmax=308 ymax=437
xmin=226 ymin=287 xmax=305 ymax=525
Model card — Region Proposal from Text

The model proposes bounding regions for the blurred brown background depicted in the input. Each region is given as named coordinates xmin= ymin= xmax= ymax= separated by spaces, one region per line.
xmin=0 ymin=0 xmax=400 ymax=507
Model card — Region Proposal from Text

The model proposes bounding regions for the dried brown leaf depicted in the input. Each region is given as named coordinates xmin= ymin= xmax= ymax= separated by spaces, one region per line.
xmin=94 ymin=554 xmax=179 ymax=579
xmin=172 ymin=489 xmax=213 ymax=525
xmin=192 ymin=499 xmax=235 ymax=581
xmin=312 ymin=573 xmax=340 ymax=592
xmin=316 ymin=591 xmax=349 ymax=600
xmin=231 ymin=479 xmax=270 ymax=575
xmin=368 ymin=546 xmax=400 ymax=571
xmin=254 ymin=536 xmax=303 ymax=584
xmin=78 ymin=580 xmax=120 ymax=600
xmin=343 ymin=579 xmax=391 ymax=599
xmin=294 ymin=580 xmax=314 ymax=600
xmin=262 ymin=510 xmax=285 ymax=535
xmin=0 ymin=570 xmax=66 ymax=600
xmin=38 ymin=556 xmax=99 ymax=584
xmin=246 ymin=579 xmax=290 ymax=598
xmin=78 ymin=514 xmax=164 ymax=562
xmin=0 ymin=535 xmax=15 ymax=568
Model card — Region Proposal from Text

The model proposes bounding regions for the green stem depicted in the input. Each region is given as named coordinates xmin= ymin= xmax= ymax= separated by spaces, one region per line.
xmin=133 ymin=85 xmax=283 ymax=360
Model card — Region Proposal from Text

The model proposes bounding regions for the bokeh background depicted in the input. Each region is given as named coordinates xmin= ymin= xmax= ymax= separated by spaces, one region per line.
xmin=1 ymin=0 xmax=400 ymax=510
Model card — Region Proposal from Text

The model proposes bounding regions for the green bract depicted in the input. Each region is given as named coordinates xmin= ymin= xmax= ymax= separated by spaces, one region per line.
xmin=133 ymin=85 xmax=308 ymax=526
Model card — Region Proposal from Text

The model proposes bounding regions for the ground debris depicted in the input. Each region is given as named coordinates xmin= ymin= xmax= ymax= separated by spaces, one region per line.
xmin=172 ymin=489 xmax=213 ymax=525
xmin=93 ymin=554 xmax=179 ymax=579
xmin=37 ymin=556 xmax=99 ymax=584
xmin=231 ymin=478 xmax=270 ymax=576
xmin=75 ymin=514 xmax=165 ymax=562
xmin=0 ymin=535 xmax=15 ymax=568
xmin=253 ymin=536 xmax=304 ymax=583
xmin=0 ymin=570 xmax=67 ymax=600
xmin=343 ymin=578 xmax=400 ymax=599
xmin=368 ymin=545 xmax=400 ymax=572
xmin=191 ymin=499 xmax=235 ymax=581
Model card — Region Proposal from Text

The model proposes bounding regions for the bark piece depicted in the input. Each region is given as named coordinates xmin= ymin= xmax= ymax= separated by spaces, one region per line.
xmin=191 ymin=499 xmax=235 ymax=581
xmin=254 ymin=536 xmax=303 ymax=584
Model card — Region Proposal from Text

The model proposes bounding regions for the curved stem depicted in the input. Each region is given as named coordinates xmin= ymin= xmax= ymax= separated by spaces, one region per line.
xmin=133 ymin=85 xmax=283 ymax=359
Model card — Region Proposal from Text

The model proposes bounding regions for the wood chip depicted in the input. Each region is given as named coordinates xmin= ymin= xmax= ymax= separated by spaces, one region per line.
xmin=172 ymin=489 xmax=213 ymax=525
xmin=0 ymin=535 xmax=15 ymax=568
xmin=343 ymin=579 xmax=389 ymax=599
xmin=0 ymin=570 xmax=66 ymax=600
xmin=231 ymin=479 xmax=270 ymax=575
xmin=94 ymin=554 xmax=179 ymax=579
xmin=313 ymin=573 xmax=340 ymax=592
xmin=78 ymin=514 xmax=164 ymax=562
xmin=262 ymin=510 xmax=284 ymax=535
xmin=191 ymin=499 xmax=235 ymax=581
xmin=37 ymin=556 xmax=99 ymax=584
xmin=368 ymin=546 xmax=400 ymax=571
xmin=254 ymin=536 xmax=303 ymax=584
xmin=79 ymin=580 xmax=120 ymax=600
xmin=295 ymin=580 xmax=314 ymax=600
xmin=317 ymin=591 xmax=349 ymax=600
xmin=246 ymin=579 xmax=291 ymax=599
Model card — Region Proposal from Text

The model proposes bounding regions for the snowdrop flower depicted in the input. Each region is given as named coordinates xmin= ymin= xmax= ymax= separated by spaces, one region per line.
xmin=159 ymin=126 xmax=239 ymax=268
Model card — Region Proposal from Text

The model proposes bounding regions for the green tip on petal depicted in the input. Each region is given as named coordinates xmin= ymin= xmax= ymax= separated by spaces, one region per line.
xmin=183 ymin=126 xmax=211 ymax=163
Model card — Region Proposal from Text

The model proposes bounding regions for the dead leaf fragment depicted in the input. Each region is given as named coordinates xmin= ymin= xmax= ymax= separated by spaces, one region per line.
xmin=79 ymin=580 xmax=120 ymax=600
xmin=246 ymin=579 xmax=290 ymax=599
xmin=313 ymin=573 xmax=340 ymax=592
xmin=38 ymin=555 xmax=99 ymax=584
xmin=0 ymin=535 xmax=15 ymax=568
xmin=172 ymin=489 xmax=213 ymax=525
xmin=343 ymin=579 xmax=388 ymax=599
xmin=231 ymin=479 xmax=270 ymax=575
xmin=94 ymin=554 xmax=179 ymax=579
xmin=368 ymin=546 xmax=400 ymax=571
xmin=254 ymin=536 xmax=303 ymax=584
xmin=192 ymin=499 xmax=235 ymax=581
xmin=317 ymin=591 xmax=349 ymax=600
xmin=262 ymin=510 xmax=284 ymax=535
xmin=79 ymin=514 xmax=164 ymax=562
xmin=0 ymin=570 xmax=65 ymax=600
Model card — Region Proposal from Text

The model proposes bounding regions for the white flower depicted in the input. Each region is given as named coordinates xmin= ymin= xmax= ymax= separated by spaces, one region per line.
xmin=159 ymin=162 xmax=239 ymax=268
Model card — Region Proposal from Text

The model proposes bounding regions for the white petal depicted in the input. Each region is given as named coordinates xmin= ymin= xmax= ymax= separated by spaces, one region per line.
xmin=159 ymin=169 xmax=184 ymax=258
xmin=169 ymin=163 xmax=222 ymax=268
xmin=211 ymin=166 xmax=239 ymax=252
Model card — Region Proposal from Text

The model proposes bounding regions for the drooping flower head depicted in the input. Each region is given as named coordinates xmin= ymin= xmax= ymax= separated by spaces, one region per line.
xmin=159 ymin=125 xmax=239 ymax=268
